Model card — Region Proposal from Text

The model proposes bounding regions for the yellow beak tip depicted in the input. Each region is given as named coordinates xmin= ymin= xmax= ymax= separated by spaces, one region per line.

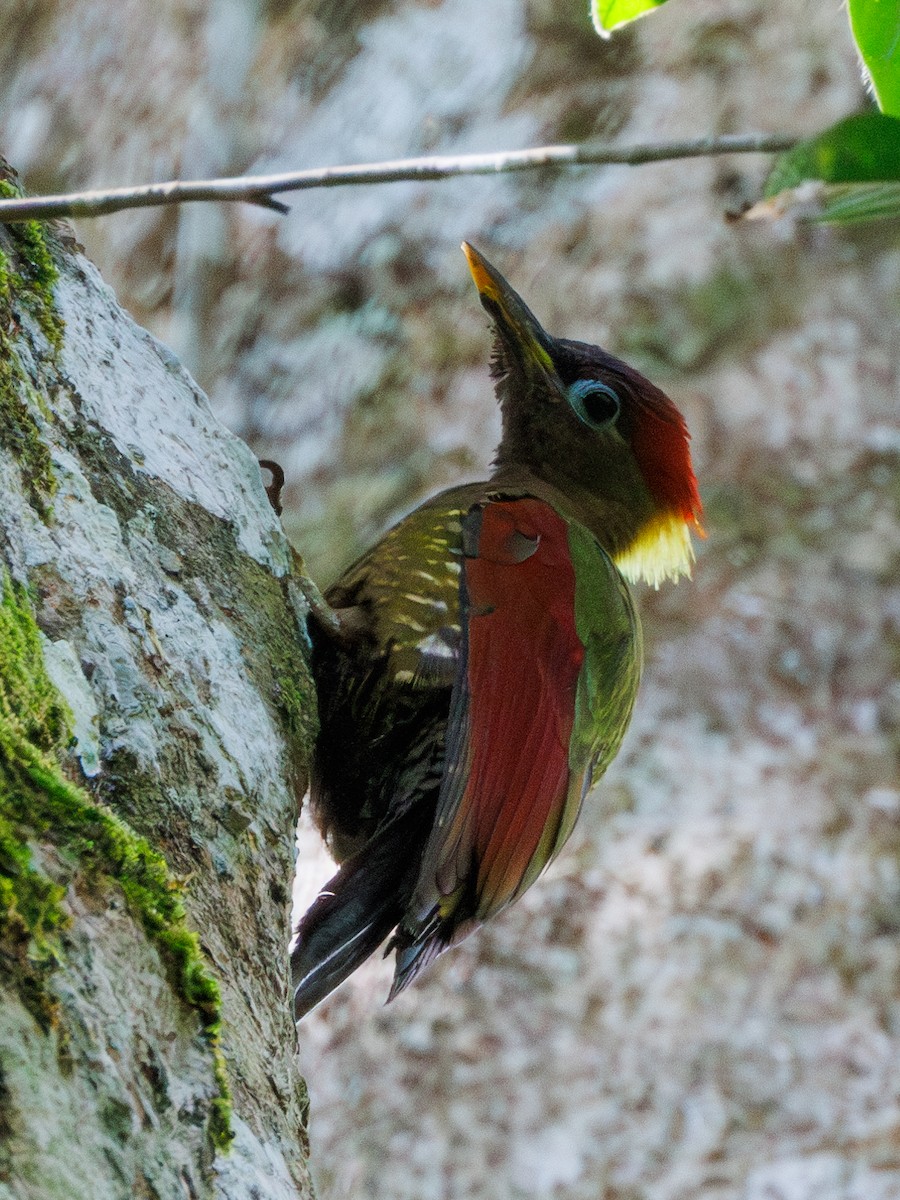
xmin=461 ymin=241 xmax=501 ymax=303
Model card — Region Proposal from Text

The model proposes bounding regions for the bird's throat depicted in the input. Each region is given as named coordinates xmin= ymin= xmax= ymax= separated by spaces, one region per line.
xmin=613 ymin=509 xmax=696 ymax=589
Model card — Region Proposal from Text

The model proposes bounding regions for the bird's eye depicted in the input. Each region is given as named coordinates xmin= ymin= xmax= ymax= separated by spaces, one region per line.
xmin=566 ymin=379 xmax=621 ymax=429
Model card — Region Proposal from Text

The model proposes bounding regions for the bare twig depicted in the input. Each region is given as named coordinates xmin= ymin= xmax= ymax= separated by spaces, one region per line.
xmin=0 ymin=133 xmax=799 ymax=224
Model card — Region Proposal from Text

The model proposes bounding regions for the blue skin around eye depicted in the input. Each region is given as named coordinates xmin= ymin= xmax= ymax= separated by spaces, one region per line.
xmin=567 ymin=380 xmax=621 ymax=429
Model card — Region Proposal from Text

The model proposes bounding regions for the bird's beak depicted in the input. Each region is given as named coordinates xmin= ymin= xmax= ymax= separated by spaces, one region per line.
xmin=462 ymin=242 xmax=563 ymax=397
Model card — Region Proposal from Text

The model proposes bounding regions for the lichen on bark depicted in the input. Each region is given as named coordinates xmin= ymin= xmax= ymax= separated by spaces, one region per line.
xmin=0 ymin=569 xmax=233 ymax=1148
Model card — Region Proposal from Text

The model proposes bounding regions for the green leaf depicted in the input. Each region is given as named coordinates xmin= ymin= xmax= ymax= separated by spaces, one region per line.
xmin=813 ymin=181 xmax=900 ymax=223
xmin=764 ymin=112 xmax=900 ymax=197
xmin=848 ymin=0 xmax=900 ymax=115
xmin=590 ymin=0 xmax=669 ymax=37
xmin=745 ymin=181 xmax=900 ymax=225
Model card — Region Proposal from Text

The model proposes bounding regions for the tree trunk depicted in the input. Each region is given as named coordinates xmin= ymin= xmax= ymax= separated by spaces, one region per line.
xmin=0 ymin=167 xmax=315 ymax=1198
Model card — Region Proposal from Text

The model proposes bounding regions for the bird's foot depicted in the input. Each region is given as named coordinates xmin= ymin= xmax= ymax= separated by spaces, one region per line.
xmin=287 ymin=570 xmax=362 ymax=649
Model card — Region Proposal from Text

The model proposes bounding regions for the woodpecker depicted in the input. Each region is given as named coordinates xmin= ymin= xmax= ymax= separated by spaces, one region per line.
xmin=292 ymin=243 xmax=703 ymax=1018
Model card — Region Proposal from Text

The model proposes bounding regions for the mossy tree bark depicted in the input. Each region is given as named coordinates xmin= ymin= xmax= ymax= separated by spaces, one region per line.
xmin=0 ymin=164 xmax=316 ymax=1199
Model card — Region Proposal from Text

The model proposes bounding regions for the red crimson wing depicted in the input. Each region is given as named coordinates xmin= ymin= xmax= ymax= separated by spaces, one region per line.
xmin=414 ymin=496 xmax=585 ymax=926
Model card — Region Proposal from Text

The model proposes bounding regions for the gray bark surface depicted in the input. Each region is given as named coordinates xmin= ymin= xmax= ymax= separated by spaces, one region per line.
xmin=0 ymin=218 xmax=315 ymax=1198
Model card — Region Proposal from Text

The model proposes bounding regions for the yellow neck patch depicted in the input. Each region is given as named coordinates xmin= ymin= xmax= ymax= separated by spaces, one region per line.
xmin=614 ymin=510 xmax=696 ymax=589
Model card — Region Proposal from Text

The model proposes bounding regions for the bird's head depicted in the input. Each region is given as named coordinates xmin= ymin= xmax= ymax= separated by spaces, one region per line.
xmin=463 ymin=242 xmax=704 ymax=587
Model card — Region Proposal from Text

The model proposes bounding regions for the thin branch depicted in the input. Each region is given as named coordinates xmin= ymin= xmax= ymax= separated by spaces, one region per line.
xmin=0 ymin=133 xmax=799 ymax=224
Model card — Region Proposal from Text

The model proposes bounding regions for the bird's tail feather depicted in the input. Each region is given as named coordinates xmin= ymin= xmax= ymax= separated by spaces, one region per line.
xmin=291 ymin=807 xmax=428 ymax=1019
xmin=388 ymin=909 xmax=479 ymax=1000
xmin=387 ymin=930 xmax=446 ymax=1000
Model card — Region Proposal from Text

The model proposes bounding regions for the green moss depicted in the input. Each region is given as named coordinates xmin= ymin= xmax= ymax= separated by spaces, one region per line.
xmin=272 ymin=617 xmax=318 ymax=758
xmin=235 ymin=547 xmax=318 ymax=768
xmin=0 ymin=181 xmax=63 ymax=351
xmin=0 ymin=572 xmax=233 ymax=1149
xmin=0 ymin=811 xmax=67 ymax=1034
xmin=0 ymin=178 xmax=65 ymax=517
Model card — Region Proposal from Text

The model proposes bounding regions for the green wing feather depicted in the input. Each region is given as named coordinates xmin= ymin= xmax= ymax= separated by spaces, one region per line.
xmin=549 ymin=521 xmax=643 ymax=859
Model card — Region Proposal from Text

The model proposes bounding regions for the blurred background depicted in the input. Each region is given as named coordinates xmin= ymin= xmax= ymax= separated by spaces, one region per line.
xmin=3 ymin=1 xmax=899 ymax=1196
